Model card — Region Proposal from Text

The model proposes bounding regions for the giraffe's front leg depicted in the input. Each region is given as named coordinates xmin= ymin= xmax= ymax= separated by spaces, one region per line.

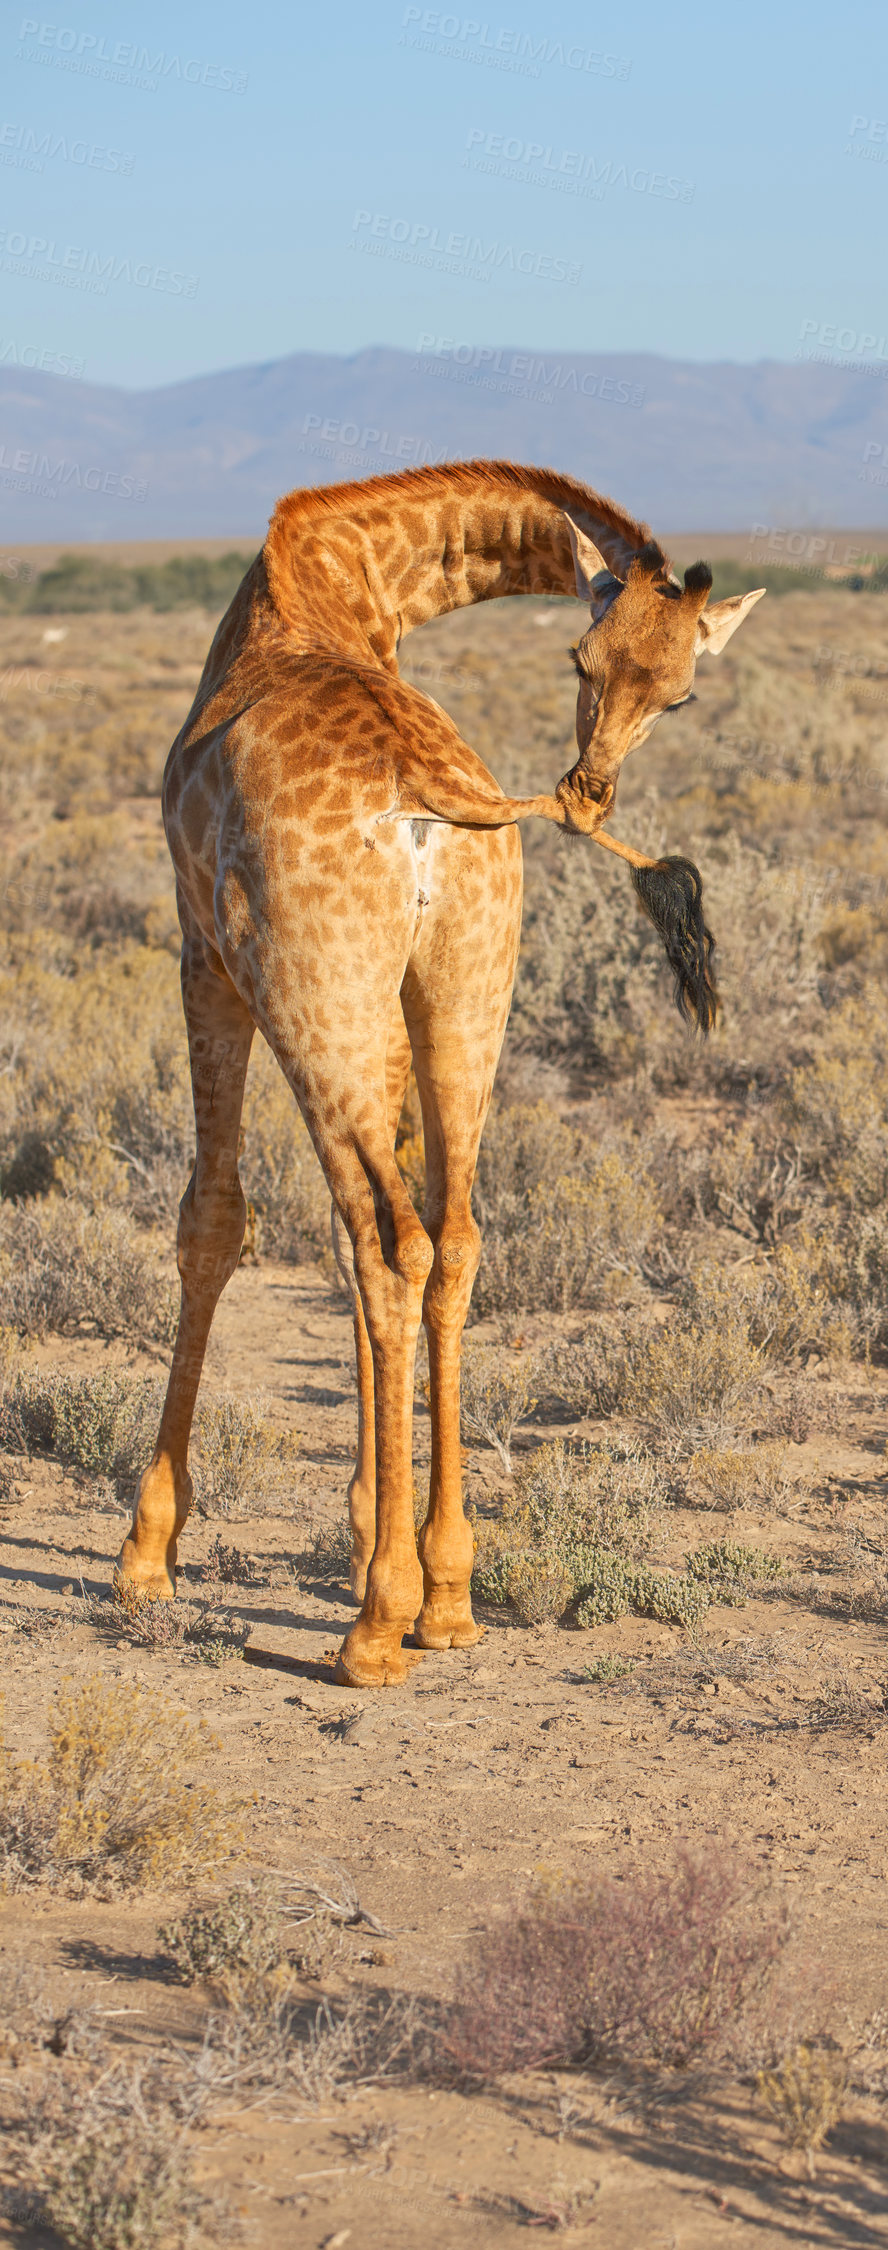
xmin=118 ymin=944 xmax=255 ymax=1599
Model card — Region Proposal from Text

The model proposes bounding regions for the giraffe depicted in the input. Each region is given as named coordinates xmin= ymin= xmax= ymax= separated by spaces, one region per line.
xmin=118 ymin=461 xmax=764 ymax=1688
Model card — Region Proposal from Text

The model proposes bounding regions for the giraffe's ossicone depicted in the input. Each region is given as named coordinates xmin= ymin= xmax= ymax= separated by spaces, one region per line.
xmin=118 ymin=461 xmax=764 ymax=1687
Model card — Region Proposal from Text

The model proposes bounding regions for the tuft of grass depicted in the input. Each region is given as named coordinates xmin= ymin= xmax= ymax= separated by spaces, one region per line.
xmin=0 ymin=1676 xmax=241 ymax=1892
xmin=458 ymin=1344 xmax=538 ymax=1472
xmin=756 ymin=2041 xmax=847 ymax=2164
xmin=192 ymin=1393 xmax=300 ymax=1518
xmin=581 ymin=1653 xmax=635 ymax=1684
xmin=201 ymin=1534 xmax=266 ymax=1589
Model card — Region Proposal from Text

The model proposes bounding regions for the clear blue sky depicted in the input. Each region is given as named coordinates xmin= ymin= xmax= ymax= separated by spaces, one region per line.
xmin=2 ymin=0 xmax=886 ymax=389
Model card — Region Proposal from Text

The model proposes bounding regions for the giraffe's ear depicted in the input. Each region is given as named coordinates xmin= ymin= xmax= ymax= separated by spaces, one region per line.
xmin=564 ymin=514 xmax=609 ymax=601
xmin=694 ymin=585 xmax=766 ymax=655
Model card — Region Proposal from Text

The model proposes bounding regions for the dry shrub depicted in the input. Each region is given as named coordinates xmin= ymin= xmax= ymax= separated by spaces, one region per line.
xmin=807 ymin=1675 xmax=880 ymax=1731
xmin=472 ymin=1439 xmax=708 ymax=1628
xmin=239 ymin=1040 xmax=331 ymax=1260
xmin=686 ymin=1442 xmax=791 ymax=1514
xmin=0 ymin=943 xmax=329 ymax=1266
xmin=0 ymin=1676 xmax=240 ymax=1892
xmin=472 ymin=1436 xmax=654 ymax=1612
xmin=300 ymin=1515 xmax=353 ymax=1582
xmin=742 ymin=1234 xmax=855 ymax=1362
xmin=537 ymin=1323 xmax=638 ymax=1418
xmin=192 ymin=1392 xmax=300 ymax=1518
xmin=844 ymin=1519 xmax=888 ymax=1618
xmin=475 ymin=1148 xmax=662 ymax=1317
xmin=756 ymin=2041 xmax=847 ymax=2163
xmin=785 ymin=1018 xmax=888 ymax=1211
xmin=160 ymin=1880 xmax=289 ymax=1987
xmin=459 ymin=1344 xmax=538 ymax=1471
xmin=445 ymin=1846 xmax=791 ymax=2077
xmin=2 ymin=1365 xmax=162 ymax=1507
xmin=698 ymin=1121 xmax=805 ymax=1246
xmin=159 ymin=1868 xmax=376 ymax=1993
xmin=202 ymin=1534 xmax=265 ymax=1588
xmin=189 ymin=1984 xmax=422 ymax=2106
xmin=0 ymin=1196 xmax=177 ymax=1345
xmin=25 ymin=2083 xmax=200 ymax=2250
xmin=90 ymin=1575 xmax=250 ymax=1667
xmin=626 ymin=1272 xmax=767 ymax=1452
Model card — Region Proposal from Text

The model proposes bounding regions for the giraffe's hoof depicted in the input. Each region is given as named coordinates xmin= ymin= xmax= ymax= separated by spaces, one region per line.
xmin=116 ymin=1540 xmax=176 ymax=1601
xmin=414 ymin=1598 xmax=484 ymax=1650
xmin=334 ymin=1622 xmax=423 ymax=1688
xmin=348 ymin=1557 xmax=369 ymax=1605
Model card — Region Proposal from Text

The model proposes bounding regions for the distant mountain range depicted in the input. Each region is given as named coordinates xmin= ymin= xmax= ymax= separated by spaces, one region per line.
xmin=1 ymin=344 xmax=887 ymax=543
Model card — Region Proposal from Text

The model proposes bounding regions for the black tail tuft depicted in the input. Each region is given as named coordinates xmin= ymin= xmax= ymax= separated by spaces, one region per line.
xmin=630 ymin=855 xmax=719 ymax=1035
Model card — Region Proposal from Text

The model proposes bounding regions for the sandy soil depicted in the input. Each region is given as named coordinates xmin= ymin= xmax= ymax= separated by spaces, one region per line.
xmin=2 ymin=1255 xmax=888 ymax=2248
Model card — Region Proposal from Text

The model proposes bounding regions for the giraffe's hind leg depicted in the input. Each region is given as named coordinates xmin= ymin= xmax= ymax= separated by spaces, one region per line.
xmin=401 ymin=826 xmax=522 ymax=1649
xmin=118 ymin=935 xmax=255 ymax=1597
xmin=330 ymin=1005 xmax=414 ymax=1604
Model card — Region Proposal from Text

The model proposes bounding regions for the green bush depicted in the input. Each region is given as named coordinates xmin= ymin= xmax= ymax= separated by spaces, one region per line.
xmin=685 ymin=1538 xmax=784 ymax=1604
xmin=0 ymin=549 xmax=255 ymax=615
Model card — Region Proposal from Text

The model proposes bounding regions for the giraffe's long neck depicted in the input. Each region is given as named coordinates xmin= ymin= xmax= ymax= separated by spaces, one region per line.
xmin=263 ymin=460 xmax=652 ymax=669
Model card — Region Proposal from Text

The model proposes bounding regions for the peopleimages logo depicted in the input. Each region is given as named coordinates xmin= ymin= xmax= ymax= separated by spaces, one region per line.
xmin=0 ymin=120 xmax=134 ymax=172
xmin=0 ymin=231 xmax=198 ymax=297
xmin=15 ymin=20 xmax=248 ymax=93
xmin=398 ymin=10 xmax=631 ymax=80
xmin=0 ymin=335 xmax=85 ymax=375
xmin=350 ymin=209 xmax=581 ymax=284
xmin=0 ymin=443 xmax=147 ymax=500
xmin=415 ymin=336 xmax=645 ymax=405
xmin=463 ymin=127 xmax=694 ymax=201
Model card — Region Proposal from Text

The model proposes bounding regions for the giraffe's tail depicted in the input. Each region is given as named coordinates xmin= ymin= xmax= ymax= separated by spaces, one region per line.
xmin=630 ymin=856 xmax=719 ymax=1035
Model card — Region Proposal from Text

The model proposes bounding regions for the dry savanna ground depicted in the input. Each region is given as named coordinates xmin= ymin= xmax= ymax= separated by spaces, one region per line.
xmin=2 ymin=548 xmax=888 ymax=2249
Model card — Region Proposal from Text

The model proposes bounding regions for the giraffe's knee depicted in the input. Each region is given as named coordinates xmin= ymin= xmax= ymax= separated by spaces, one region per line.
xmin=353 ymin=1212 xmax=433 ymax=1342
xmin=393 ymin=1222 xmax=435 ymax=1287
xmin=428 ymin=1215 xmax=481 ymax=1313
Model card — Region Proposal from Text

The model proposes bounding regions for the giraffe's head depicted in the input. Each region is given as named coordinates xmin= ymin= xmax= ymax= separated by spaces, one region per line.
xmin=559 ymin=519 xmax=765 ymax=825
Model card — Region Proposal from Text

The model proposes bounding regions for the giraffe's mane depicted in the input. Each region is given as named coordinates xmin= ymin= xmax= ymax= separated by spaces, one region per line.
xmin=263 ymin=458 xmax=654 ymax=618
